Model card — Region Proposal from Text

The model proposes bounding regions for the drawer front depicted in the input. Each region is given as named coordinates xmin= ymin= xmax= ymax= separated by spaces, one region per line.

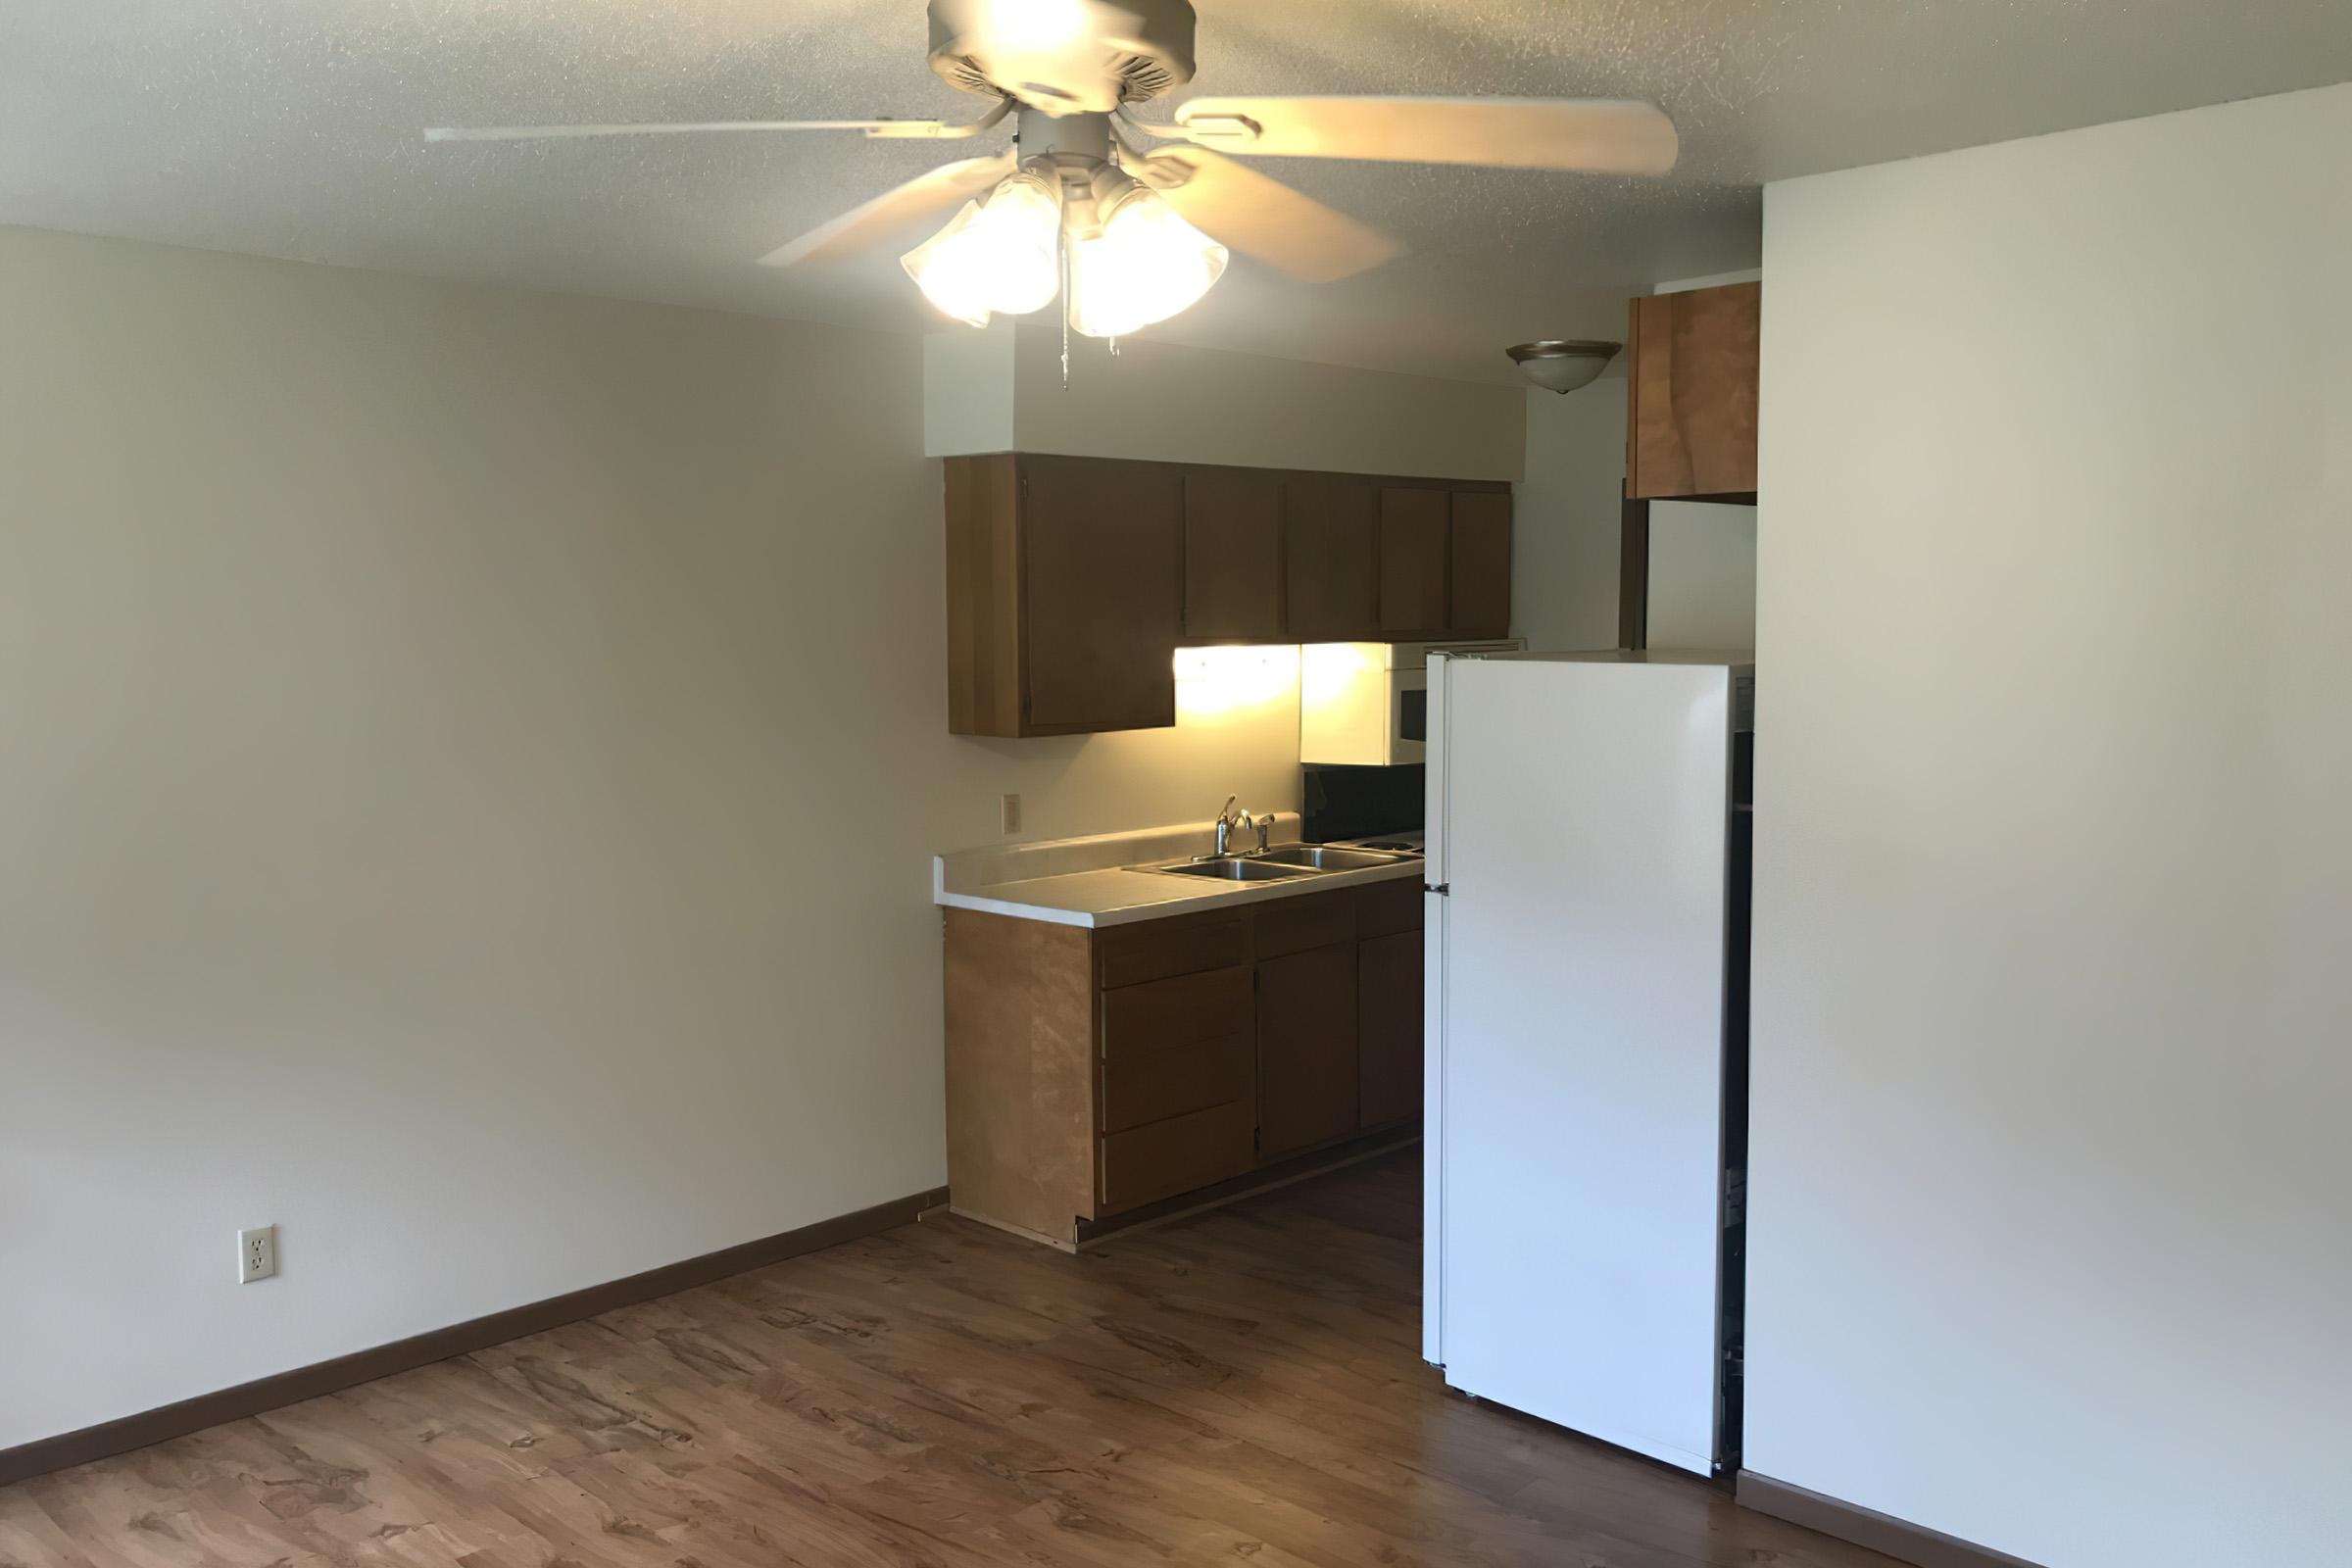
xmin=1100 ymin=967 xmax=1254 ymax=1134
xmin=1100 ymin=1101 xmax=1257 ymax=1213
xmin=1354 ymin=877 xmax=1424 ymax=939
xmin=1252 ymin=889 xmax=1356 ymax=960
xmin=1102 ymin=1033 xmax=1253 ymax=1135
xmin=1097 ymin=911 xmax=1249 ymax=990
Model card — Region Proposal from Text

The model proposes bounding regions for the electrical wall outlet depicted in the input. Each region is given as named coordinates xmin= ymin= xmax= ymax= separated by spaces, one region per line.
xmin=1000 ymin=793 xmax=1022 ymax=837
xmin=238 ymin=1225 xmax=276 ymax=1285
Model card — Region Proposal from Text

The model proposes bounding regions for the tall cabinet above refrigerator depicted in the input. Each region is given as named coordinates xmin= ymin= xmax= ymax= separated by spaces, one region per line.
xmin=1424 ymin=650 xmax=1754 ymax=1476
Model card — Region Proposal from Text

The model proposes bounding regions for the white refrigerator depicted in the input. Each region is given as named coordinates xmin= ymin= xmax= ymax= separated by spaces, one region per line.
xmin=1423 ymin=650 xmax=1752 ymax=1476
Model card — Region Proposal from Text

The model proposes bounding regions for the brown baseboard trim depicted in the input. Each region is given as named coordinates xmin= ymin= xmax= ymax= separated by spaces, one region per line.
xmin=1737 ymin=1472 xmax=2047 ymax=1568
xmin=0 ymin=1183 xmax=949 ymax=1491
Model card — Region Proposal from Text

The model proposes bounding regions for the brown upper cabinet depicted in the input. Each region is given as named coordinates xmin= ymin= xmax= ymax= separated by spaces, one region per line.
xmin=946 ymin=453 xmax=1183 ymax=737
xmin=946 ymin=453 xmax=1513 ymax=736
xmin=1448 ymin=490 xmax=1512 ymax=638
xmin=1377 ymin=486 xmax=1450 ymax=636
xmin=1627 ymin=281 xmax=1760 ymax=500
xmin=1283 ymin=477 xmax=1379 ymax=643
xmin=1183 ymin=467 xmax=1285 ymax=643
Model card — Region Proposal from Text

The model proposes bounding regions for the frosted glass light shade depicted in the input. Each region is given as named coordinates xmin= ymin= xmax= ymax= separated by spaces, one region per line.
xmin=901 ymin=176 xmax=1063 ymax=326
xmin=1507 ymin=339 xmax=1621 ymax=394
xmin=1067 ymin=189 xmax=1228 ymax=338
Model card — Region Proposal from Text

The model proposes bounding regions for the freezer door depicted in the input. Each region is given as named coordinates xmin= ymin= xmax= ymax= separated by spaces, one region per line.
xmin=1432 ymin=658 xmax=1733 ymax=1475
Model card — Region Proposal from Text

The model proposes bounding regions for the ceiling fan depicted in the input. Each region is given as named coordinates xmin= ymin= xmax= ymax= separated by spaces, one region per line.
xmin=427 ymin=0 xmax=1679 ymax=339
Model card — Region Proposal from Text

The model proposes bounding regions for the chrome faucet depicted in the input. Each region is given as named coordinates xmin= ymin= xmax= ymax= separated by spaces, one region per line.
xmin=1211 ymin=796 xmax=1273 ymax=858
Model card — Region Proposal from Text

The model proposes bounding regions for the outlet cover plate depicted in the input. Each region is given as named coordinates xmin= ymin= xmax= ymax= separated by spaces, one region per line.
xmin=238 ymin=1225 xmax=276 ymax=1284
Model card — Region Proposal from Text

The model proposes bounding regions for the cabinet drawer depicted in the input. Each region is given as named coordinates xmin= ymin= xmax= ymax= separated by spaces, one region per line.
xmin=1097 ymin=911 xmax=1248 ymax=990
xmin=1355 ymin=877 xmax=1424 ymax=939
xmin=1102 ymin=1032 xmax=1253 ymax=1135
xmin=1100 ymin=1101 xmax=1256 ymax=1212
xmin=1253 ymin=889 xmax=1356 ymax=959
xmin=1100 ymin=967 xmax=1253 ymax=1134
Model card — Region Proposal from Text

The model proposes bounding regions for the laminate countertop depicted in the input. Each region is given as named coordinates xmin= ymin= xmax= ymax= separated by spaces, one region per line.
xmin=934 ymin=813 xmax=1425 ymax=930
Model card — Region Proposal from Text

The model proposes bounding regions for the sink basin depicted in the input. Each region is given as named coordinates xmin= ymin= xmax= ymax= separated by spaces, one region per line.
xmin=1254 ymin=844 xmax=1419 ymax=872
xmin=1143 ymin=857 xmax=1317 ymax=882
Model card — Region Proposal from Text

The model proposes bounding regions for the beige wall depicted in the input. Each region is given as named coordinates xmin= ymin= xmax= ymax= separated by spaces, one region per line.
xmin=1749 ymin=82 xmax=2351 ymax=1567
xmin=1645 ymin=500 xmax=1756 ymax=650
xmin=1513 ymin=381 xmax=1627 ymax=650
xmin=0 ymin=224 xmax=1302 ymax=1448
xmin=926 ymin=321 xmax=1525 ymax=480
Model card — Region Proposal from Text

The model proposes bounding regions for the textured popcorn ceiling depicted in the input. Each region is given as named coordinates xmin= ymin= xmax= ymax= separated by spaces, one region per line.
xmin=5 ymin=1 xmax=2350 ymax=383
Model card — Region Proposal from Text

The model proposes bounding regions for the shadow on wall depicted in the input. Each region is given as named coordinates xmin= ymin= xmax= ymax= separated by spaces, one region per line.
xmin=943 ymin=645 xmax=1306 ymax=846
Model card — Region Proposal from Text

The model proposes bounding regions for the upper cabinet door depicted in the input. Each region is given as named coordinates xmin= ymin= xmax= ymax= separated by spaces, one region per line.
xmin=1628 ymin=281 xmax=1760 ymax=500
xmin=1448 ymin=490 xmax=1512 ymax=637
xmin=1022 ymin=456 xmax=1183 ymax=733
xmin=1284 ymin=477 xmax=1379 ymax=643
xmin=1183 ymin=467 xmax=1285 ymax=642
xmin=1378 ymin=485 xmax=1449 ymax=636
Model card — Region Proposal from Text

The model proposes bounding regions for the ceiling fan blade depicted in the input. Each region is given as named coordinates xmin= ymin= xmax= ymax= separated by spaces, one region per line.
xmin=1133 ymin=147 xmax=1399 ymax=283
xmin=1164 ymin=96 xmax=1679 ymax=175
xmin=759 ymin=151 xmax=1018 ymax=268
xmin=425 ymin=112 xmax=1003 ymax=145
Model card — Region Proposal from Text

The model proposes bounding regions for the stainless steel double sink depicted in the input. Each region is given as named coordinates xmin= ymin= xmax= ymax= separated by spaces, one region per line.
xmin=1131 ymin=843 xmax=1420 ymax=883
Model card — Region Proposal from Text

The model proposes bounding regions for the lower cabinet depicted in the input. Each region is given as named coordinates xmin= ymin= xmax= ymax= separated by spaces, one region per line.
xmin=1098 ymin=963 xmax=1256 ymax=1209
xmin=1354 ymin=877 xmax=1425 ymax=1128
xmin=942 ymin=880 xmax=1426 ymax=1248
xmin=1257 ymin=942 xmax=1360 ymax=1158
xmin=1100 ymin=1102 xmax=1257 ymax=1212
xmin=1356 ymin=931 xmax=1423 ymax=1127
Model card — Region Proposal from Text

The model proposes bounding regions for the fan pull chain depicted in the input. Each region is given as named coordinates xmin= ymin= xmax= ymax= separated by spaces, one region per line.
xmin=1058 ymin=226 xmax=1071 ymax=390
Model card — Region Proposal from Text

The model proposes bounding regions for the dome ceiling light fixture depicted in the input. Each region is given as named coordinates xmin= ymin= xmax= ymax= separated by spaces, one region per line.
xmin=425 ymin=0 xmax=1683 ymax=352
xmin=1508 ymin=339 xmax=1623 ymax=394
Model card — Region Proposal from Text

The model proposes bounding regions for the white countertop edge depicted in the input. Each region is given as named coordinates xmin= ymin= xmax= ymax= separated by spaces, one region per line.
xmin=935 ymin=890 xmax=1104 ymax=928
xmin=934 ymin=858 xmax=1424 ymax=928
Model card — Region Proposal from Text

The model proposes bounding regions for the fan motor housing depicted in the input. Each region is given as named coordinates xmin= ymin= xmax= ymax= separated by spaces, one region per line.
xmin=927 ymin=0 xmax=1197 ymax=115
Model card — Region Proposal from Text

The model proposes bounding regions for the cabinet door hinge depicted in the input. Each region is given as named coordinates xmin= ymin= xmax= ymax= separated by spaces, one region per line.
xmin=1426 ymin=882 xmax=1450 ymax=897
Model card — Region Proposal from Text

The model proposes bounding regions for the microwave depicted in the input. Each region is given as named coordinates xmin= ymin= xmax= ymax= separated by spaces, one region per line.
xmin=1299 ymin=640 xmax=1524 ymax=765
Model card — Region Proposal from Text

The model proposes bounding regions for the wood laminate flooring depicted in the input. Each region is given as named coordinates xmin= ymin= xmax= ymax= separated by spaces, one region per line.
xmin=0 ymin=1152 xmax=1899 ymax=1567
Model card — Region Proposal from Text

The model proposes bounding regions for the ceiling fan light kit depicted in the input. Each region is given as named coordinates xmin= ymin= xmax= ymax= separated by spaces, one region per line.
xmin=1065 ymin=186 xmax=1228 ymax=336
xmin=427 ymin=0 xmax=1681 ymax=349
xmin=1508 ymin=339 xmax=1622 ymax=394
xmin=899 ymin=173 xmax=1063 ymax=325
xmin=899 ymin=106 xmax=1230 ymax=336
